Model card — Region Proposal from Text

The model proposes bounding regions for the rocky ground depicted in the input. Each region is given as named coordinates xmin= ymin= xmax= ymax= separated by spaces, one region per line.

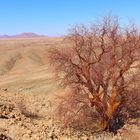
xmin=0 ymin=89 xmax=139 ymax=140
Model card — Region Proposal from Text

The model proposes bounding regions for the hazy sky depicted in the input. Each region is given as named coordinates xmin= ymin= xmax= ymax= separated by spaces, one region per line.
xmin=0 ymin=0 xmax=140 ymax=36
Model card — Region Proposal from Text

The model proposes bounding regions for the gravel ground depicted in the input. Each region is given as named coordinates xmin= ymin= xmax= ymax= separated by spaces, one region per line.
xmin=0 ymin=89 xmax=139 ymax=140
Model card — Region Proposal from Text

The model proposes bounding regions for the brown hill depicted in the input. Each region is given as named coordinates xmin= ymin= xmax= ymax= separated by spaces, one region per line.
xmin=14 ymin=32 xmax=46 ymax=38
xmin=0 ymin=33 xmax=46 ymax=38
xmin=0 ymin=37 xmax=63 ymax=94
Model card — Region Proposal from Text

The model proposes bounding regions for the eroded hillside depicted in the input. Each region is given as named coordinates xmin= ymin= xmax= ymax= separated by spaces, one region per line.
xmin=0 ymin=37 xmax=63 ymax=95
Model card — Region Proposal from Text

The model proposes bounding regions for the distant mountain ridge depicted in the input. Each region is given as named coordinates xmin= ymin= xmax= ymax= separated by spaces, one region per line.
xmin=0 ymin=33 xmax=46 ymax=38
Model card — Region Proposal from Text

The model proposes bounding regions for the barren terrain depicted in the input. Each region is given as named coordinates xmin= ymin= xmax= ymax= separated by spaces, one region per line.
xmin=0 ymin=38 xmax=139 ymax=140
xmin=0 ymin=37 xmax=63 ymax=94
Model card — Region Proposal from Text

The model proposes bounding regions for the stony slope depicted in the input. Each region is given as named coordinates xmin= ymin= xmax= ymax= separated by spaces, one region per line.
xmin=0 ymin=89 xmax=140 ymax=140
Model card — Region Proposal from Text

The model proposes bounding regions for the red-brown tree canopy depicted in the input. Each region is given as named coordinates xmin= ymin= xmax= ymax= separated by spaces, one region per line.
xmin=49 ymin=16 xmax=140 ymax=131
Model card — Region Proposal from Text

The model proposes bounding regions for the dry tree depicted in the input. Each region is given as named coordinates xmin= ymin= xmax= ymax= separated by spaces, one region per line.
xmin=49 ymin=16 xmax=140 ymax=132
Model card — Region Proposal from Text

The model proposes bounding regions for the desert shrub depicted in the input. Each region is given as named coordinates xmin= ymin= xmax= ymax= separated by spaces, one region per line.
xmin=56 ymin=89 xmax=108 ymax=131
xmin=49 ymin=16 xmax=140 ymax=132
xmin=16 ymin=98 xmax=39 ymax=119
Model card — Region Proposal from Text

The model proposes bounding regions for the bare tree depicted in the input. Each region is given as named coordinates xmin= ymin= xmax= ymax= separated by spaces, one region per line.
xmin=49 ymin=16 xmax=140 ymax=132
